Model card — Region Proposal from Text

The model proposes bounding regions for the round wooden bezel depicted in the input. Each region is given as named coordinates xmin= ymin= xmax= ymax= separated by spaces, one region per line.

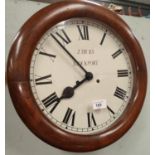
xmin=7 ymin=0 xmax=147 ymax=152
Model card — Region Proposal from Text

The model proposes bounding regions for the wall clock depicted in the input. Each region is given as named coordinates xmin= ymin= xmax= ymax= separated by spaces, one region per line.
xmin=7 ymin=0 xmax=147 ymax=152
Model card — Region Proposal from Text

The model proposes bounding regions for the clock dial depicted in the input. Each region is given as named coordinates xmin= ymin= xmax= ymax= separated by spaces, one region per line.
xmin=30 ymin=18 xmax=133 ymax=135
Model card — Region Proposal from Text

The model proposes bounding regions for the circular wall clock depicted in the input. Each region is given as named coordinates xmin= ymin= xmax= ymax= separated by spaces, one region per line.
xmin=7 ymin=0 xmax=147 ymax=152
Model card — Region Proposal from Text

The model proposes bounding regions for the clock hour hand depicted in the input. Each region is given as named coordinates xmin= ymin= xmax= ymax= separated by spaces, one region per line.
xmin=51 ymin=33 xmax=90 ymax=75
xmin=60 ymin=72 xmax=93 ymax=100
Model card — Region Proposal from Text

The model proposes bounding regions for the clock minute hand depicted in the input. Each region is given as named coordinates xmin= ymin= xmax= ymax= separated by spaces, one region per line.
xmin=59 ymin=72 xmax=93 ymax=100
xmin=51 ymin=33 xmax=88 ymax=74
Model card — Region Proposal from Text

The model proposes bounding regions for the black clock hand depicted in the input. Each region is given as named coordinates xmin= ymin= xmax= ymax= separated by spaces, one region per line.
xmin=59 ymin=72 xmax=93 ymax=100
xmin=51 ymin=33 xmax=93 ymax=100
xmin=51 ymin=33 xmax=89 ymax=74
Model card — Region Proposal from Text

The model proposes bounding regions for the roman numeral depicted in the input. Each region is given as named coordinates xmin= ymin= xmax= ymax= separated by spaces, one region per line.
xmin=117 ymin=70 xmax=129 ymax=77
xmin=62 ymin=108 xmax=76 ymax=126
xmin=52 ymin=29 xmax=71 ymax=45
xmin=107 ymin=106 xmax=115 ymax=115
xmin=87 ymin=112 xmax=97 ymax=127
xmin=35 ymin=74 xmax=52 ymax=85
xmin=42 ymin=92 xmax=60 ymax=113
xmin=77 ymin=25 xmax=89 ymax=40
xmin=100 ymin=30 xmax=107 ymax=45
xmin=39 ymin=51 xmax=56 ymax=58
xmin=112 ymin=49 xmax=123 ymax=59
xmin=114 ymin=87 xmax=127 ymax=100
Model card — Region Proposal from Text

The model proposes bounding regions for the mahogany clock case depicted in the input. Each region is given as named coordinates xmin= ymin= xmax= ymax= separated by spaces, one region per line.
xmin=7 ymin=0 xmax=147 ymax=152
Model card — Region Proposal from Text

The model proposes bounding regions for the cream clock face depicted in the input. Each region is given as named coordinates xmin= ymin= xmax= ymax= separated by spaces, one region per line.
xmin=30 ymin=18 xmax=133 ymax=135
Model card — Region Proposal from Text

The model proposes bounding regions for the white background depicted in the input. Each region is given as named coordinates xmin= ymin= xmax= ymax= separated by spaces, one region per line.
xmin=5 ymin=0 xmax=150 ymax=155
